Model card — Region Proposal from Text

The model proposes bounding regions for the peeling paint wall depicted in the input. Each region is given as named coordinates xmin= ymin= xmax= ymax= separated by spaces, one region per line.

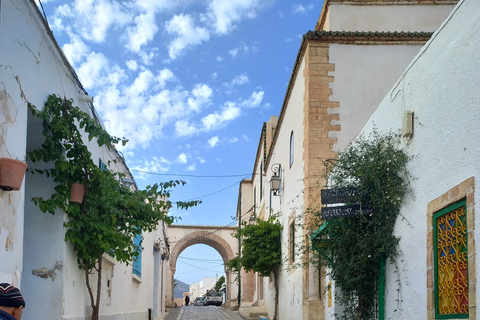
xmin=1 ymin=1 xmax=170 ymax=320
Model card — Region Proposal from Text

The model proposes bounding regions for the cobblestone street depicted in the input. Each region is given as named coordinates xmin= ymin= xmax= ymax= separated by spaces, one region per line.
xmin=163 ymin=306 xmax=245 ymax=320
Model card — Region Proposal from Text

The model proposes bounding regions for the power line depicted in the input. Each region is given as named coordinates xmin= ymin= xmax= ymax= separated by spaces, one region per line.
xmin=131 ymin=169 xmax=250 ymax=178
xmin=175 ymin=180 xmax=241 ymax=202
xmin=177 ymin=260 xmax=225 ymax=273
xmin=178 ymin=256 xmax=224 ymax=262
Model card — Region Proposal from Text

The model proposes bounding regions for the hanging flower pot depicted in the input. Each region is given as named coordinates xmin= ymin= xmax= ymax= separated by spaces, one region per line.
xmin=70 ymin=183 xmax=85 ymax=204
xmin=0 ymin=158 xmax=28 ymax=191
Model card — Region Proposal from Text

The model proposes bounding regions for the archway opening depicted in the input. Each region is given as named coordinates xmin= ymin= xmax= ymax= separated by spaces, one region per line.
xmin=174 ymin=244 xmax=226 ymax=305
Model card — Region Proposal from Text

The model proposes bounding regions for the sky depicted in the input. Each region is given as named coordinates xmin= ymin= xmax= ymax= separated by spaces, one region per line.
xmin=36 ymin=0 xmax=324 ymax=286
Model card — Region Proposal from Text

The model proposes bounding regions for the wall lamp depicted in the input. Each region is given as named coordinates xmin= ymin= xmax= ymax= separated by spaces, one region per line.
xmin=270 ymin=163 xmax=282 ymax=196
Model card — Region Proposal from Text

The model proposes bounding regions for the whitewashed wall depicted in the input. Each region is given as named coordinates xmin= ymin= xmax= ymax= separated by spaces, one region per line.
xmin=324 ymin=4 xmax=456 ymax=32
xmin=1 ymin=1 xmax=168 ymax=320
xmin=329 ymin=44 xmax=433 ymax=153
xmin=356 ymin=1 xmax=479 ymax=318
xmin=261 ymin=56 xmax=307 ymax=320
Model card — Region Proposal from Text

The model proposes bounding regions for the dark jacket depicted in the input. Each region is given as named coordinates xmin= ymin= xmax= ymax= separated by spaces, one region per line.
xmin=0 ymin=310 xmax=16 ymax=320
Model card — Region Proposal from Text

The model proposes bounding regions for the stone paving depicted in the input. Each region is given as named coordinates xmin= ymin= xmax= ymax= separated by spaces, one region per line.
xmin=163 ymin=306 xmax=246 ymax=320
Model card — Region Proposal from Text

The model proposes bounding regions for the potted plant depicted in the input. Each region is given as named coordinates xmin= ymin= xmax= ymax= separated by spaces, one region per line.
xmin=70 ymin=182 xmax=85 ymax=204
xmin=0 ymin=158 xmax=28 ymax=191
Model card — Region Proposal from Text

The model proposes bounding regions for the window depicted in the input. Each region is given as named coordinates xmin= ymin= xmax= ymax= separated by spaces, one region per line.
xmin=427 ymin=178 xmax=475 ymax=320
xmin=288 ymin=213 xmax=296 ymax=265
xmin=99 ymin=159 xmax=106 ymax=170
xmin=289 ymin=221 xmax=295 ymax=264
xmin=133 ymin=232 xmax=142 ymax=277
xmin=434 ymin=199 xmax=468 ymax=318
xmin=289 ymin=131 xmax=294 ymax=168
xmin=260 ymin=162 xmax=263 ymax=200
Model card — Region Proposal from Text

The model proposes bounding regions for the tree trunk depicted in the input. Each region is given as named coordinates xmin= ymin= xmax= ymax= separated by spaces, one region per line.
xmin=93 ymin=259 xmax=103 ymax=320
xmin=273 ymin=269 xmax=279 ymax=320
xmin=85 ymin=259 xmax=103 ymax=320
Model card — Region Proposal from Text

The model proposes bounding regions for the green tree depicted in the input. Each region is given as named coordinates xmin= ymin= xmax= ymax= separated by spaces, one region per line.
xmin=28 ymin=95 xmax=199 ymax=320
xmin=214 ymin=275 xmax=225 ymax=291
xmin=312 ymin=131 xmax=409 ymax=320
xmin=227 ymin=217 xmax=282 ymax=320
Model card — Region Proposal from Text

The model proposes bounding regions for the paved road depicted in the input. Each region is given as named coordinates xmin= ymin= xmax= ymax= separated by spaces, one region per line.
xmin=163 ymin=306 xmax=245 ymax=320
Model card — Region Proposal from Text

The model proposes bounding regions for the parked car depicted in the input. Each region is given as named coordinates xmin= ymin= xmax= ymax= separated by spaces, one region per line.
xmin=205 ymin=291 xmax=223 ymax=306
xmin=194 ymin=297 xmax=205 ymax=306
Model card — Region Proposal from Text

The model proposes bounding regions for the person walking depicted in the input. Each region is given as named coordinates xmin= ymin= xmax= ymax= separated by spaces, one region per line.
xmin=0 ymin=284 xmax=25 ymax=320
xmin=184 ymin=295 xmax=190 ymax=306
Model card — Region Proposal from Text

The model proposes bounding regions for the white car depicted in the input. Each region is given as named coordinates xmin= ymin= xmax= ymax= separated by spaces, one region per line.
xmin=205 ymin=291 xmax=223 ymax=306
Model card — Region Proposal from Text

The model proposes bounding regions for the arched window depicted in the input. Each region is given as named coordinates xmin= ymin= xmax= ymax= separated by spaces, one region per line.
xmin=289 ymin=131 xmax=294 ymax=167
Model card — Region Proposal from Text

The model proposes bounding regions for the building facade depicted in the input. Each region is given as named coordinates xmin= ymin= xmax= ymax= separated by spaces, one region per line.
xmin=356 ymin=1 xmax=479 ymax=319
xmin=236 ymin=1 xmax=458 ymax=319
xmin=0 ymin=1 xmax=169 ymax=319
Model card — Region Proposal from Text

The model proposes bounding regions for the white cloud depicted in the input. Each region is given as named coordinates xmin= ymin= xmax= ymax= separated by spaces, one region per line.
xmin=156 ymin=68 xmax=175 ymax=88
xmin=242 ymin=91 xmax=264 ymax=108
xmin=126 ymin=12 xmax=159 ymax=52
xmin=211 ymin=72 xmax=218 ymax=79
xmin=126 ymin=60 xmax=138 ymax=71
xmin=229 ymin=137 xmax=238 ymax=143
xmin=175 ymin=120 xmax=197 ymax=137
xmin=131 ymin=156 xmax=170 ymax=180
xmin=62 ymin=32 xmax=88 ymax=66
xmin=216 ymin=56 xmax=224 ymax=62
xmin=197 ymin=157 xmax=206 ymax=164
xmin=165 ymin=14 xmax=210 ymax=60
xmin=202 ymin=102 xmax=241 ymax=131
xmin=242 ymin=134 xmax=249 ymax=142
xmin=208 ymin=136 xmax=220 ymax=148
xmin=77 ymin=52 xmax=119 ymax=89
xmin=207 ymin=0 xmax=268 ymax=34
xmin=177 ymin=153 xmax=188 ymax=164
xmin=186 ymin=163 xmax=196 ymax=171
xmin=292 ymin=4 xmax=314 ymax=15
xmin=223 ymin=74 xmax=249 ymax=88
xmin=188 ymin=84 xmax=213 ymax=112
xmin=229 ymin=42 xmax=249 ymax=58
xmin=60 ymin=0 xmax=131 ymax=43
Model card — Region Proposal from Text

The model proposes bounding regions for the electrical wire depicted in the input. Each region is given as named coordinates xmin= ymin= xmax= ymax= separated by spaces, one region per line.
xmin=177 ymin=260 xmax=225 ymax=273
xmin=174 ymin=180 xmax=241 ymax=202
xmin=131 ymin=169 xmax=250 ymax=178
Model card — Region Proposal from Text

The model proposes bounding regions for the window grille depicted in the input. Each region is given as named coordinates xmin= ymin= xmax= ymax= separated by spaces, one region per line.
xmin=434 ymin=199 xmax=468 ymax=318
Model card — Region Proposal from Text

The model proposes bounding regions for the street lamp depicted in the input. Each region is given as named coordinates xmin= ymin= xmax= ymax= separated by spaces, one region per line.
xmin=270 ymin=163 xmax=281 ymax=196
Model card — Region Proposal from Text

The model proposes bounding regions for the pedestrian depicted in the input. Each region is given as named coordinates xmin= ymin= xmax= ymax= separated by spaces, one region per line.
xmin=184 ymin=295 xmax=190 ymax=306
xmin=0 ymin=283 xmax=25 ymax=320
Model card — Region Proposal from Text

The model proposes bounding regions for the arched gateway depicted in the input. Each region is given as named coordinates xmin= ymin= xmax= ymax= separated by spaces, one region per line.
xmin=166 ymin=225 xmax=239 ymax=307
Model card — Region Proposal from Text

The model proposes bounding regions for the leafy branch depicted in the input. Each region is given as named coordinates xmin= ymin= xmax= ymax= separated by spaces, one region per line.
xmin=28 ymin=94 xmax=200 ymax=320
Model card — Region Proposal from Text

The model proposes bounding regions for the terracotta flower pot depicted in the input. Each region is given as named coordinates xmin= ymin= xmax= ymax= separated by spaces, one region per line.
xmin=0 ymin=158 xmax=28 ymax=191
xmin=70 ymin=183 xmax=85 ymax=204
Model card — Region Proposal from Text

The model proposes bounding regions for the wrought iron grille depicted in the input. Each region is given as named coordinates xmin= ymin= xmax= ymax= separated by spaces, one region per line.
xmin=435 ymin=201 xmax=468 ymax=317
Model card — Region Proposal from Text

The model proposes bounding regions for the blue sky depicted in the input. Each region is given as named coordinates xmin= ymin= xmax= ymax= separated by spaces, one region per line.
xmin=36 ymin=0 xmax=323 ymax=285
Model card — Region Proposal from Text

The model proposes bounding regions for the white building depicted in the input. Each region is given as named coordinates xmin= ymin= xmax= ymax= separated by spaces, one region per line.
xmin=236 ymin=1 xmax=458 ymax=319
xmin=0 ymin=1 xmax=169 ymax=319
xmin=189 ymin=282 xmax=200 ymax=301
xmin=352 ymin=1 xmax=479 ymax=319
xmin=199 ymin=277 xmax=217 ymax=296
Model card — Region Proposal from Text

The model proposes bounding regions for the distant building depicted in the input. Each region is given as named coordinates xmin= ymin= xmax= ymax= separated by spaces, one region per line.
xmin=190 ymin=282 xmax=200 ymax=300
xmin=199 ymin=277 xmax=217 ymax=296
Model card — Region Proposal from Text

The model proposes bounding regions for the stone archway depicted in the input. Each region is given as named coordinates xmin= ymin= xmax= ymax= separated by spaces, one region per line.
xmin=166 ymin=225 xmax=238 ymax=307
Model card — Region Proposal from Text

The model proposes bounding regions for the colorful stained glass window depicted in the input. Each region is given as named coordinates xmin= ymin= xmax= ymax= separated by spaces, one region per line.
xmin=434 ymin=199 xmax=468 ymax=318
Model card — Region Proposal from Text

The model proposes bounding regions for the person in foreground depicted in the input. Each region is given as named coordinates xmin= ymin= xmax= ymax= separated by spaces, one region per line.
xmin=0 ymin=283 xmax=25 ymax=320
